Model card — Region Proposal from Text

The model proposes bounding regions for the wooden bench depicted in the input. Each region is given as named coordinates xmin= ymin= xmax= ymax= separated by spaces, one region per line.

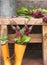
xmin=0 ymin=17 xmax=47 ymax=65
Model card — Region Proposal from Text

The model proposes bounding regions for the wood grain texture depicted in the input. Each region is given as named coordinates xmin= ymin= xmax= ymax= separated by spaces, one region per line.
xmin=0 ymin=17 xmax=47 ymax=25
xmin=8 ymin=34 xmax=42 ymax=43
xmin=0 ymin=25 xmax=2 ymax=65
xmin=0 ymin=17 xmax=46 ymax=25
xmin=1 ymin=25 xmax=8 ymax=36
xmin=42 ymin=26 xmax=47 ymax=65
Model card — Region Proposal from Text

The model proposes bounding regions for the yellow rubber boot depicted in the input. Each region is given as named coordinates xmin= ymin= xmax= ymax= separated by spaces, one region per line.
xmin=14 ymin=43 xmax=26 ymax=65
xmin=1 ymin=42 xmax=11 ymax=65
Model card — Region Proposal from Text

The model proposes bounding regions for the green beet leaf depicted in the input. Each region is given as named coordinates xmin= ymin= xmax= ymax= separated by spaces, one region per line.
xmin=24 ymin=15 xmax=30 ymax=19
xmin=21 ymin=35 xmax=30 ymax=44
xmin=16 ymin=6 xmax=29 ymax=16
xmin=0 ymin=36 xmax=8 ymax=41
xmin=39 ymin=8 xmax=47 ymax=13
xmin=14 ymin=37 xmax=21 ymax=43
xmin=14 ymin=35 xmax=30 ymax=44
xmin=20 ymin=29 xmax=24 ymax=36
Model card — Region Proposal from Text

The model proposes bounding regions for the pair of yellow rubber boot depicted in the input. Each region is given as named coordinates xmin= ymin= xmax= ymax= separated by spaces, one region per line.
xmin=1 ymin=42 xmax=26 ymax=65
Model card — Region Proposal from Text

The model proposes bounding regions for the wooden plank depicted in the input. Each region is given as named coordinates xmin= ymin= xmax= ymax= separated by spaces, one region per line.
xmin=8 ymin=34 xmax=42 ymax=43
xmin=0 ymin=17 xmax=47 ymax=25
xmin=0 ymin=25 xmax=2 ymax=65
xmin=42 ymin=26 xmax=47 ymax=65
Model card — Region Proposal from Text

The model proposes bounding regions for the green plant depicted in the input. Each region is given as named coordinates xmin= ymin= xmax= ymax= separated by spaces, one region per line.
xmin=0 ymin=35 xmax=8 ymax=45
xmin=16 ymin=6 xmax=29 ymax=15
xmin=0 ymin=35 xmax=8 ymax=41
xmin=16 ymin=6 xmax=30 ymax=18
xmin=38 ymin=8 xmax=47 ymax=13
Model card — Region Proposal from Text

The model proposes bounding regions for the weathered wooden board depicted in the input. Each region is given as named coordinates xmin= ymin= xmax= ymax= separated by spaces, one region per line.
xmin=42 ymin=26 xmax=47 ymax=65
xmin=8 ymin=34 xmax=42 ymax=43
xmin=0 ymin=17 xmax=47 ymax=25
xmin=0 ymin=25 xmax=2 ymax=65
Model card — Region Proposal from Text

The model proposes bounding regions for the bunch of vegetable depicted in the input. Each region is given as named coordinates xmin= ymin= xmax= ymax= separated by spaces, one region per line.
xmin=11 ymin=19 xmax=32 ymax=44
xmin=16 ymin=7 xmax=47 ymax=23
xmin=16 ymin=6 xmax=30 ymax=18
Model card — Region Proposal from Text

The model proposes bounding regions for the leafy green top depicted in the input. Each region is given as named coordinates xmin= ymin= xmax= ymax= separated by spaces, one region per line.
xmin=14 ymin=28 xmax=31 ymax=44
xmin=0 ymin=36 xmax=8 ymax=41
xmin=16 ymin=7 xmax=47 ymax=18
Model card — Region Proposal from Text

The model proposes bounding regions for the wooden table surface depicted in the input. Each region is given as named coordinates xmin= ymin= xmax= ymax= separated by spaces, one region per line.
xmin=0 ymin=17 xmax=47 ymax=25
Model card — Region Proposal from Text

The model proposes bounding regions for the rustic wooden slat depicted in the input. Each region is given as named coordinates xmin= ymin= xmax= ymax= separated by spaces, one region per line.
xmin=8 ymin=34 xmax=42 ymax=43
xmin=1 ymin=25 xmax=8 ymax=36
xmin=29 ymin=34 xmax=42 ymax=43
xmin=42 ymin=26 xmax=47 ymax=65
xmin=0 ymin=17 xmax=47 ymax=25
xmin=0 ymin=25 xmax=2 ymax=65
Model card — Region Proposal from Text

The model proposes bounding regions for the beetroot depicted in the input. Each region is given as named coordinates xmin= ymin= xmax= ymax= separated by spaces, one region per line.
xmin=33 ymin=10 xmax=42 ymax=18
xmin=24 ymin=25 xmax=30 ymax=36
xmin=15 ymin=29 xmax=21 ymax=36
xmin=43 ymin=15 xmax=47 ymax=23
xmin=25 ymin=31 xmax=30 ymax=36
